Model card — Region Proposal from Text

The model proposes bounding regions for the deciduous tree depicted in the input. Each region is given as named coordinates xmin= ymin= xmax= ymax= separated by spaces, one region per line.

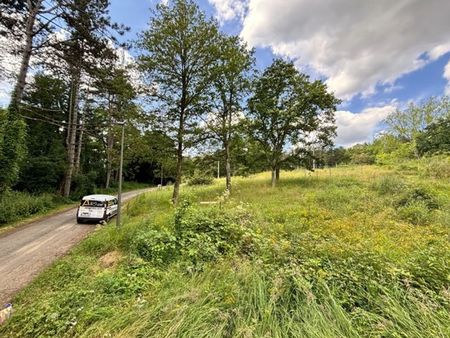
xmin=138 ymin=0 xmax=221 ymax=203
xmin=208 ymin=35 xmax=254 ymax=192
xmin=247 ymin=59 xmax=339 ymax=187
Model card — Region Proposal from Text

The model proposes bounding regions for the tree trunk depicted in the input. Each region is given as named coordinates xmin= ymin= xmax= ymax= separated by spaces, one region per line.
xmin=105 ymin=128 xmax=113 ymax=188
xmin=276 ymin=167 xmax=280 ymax=182
xmin=224 ymin=139 xmax=231 ymax=192
xmin=172 ymin=105 xmax=185 ymax=204
xmin=105 ymin=95 xmax=113 ymax=188
xmin=62 ymin=75 xmax=80 ymax=197
xmin=271 ymin=169 xmax=277 ymax=187
xmin=9 ymin=0 xmax=42 ymax=111
xmin=74 ymin=116 xmax=84 ymax=175
xmin=172 ymin=135 xmax=183 ymax=204
xmin=0 ymin=1 xmax=41 ymax=191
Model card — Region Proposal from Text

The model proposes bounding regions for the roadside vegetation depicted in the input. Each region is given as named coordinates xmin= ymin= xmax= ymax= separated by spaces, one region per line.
xmin=0 ymin=182 xmax=149 ymax=228
xmin=1 ymin=1 xmax=450 ymax=336
xmin=1 ymin=163 xmax=449 ymax=337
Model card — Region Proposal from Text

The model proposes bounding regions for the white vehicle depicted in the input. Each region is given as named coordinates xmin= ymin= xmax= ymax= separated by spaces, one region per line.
xmin=77 ymin=194 xmax=118 ymax=223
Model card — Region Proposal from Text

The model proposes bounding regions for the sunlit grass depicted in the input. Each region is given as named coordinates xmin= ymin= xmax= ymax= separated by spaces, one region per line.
xmin=2 ymin=164 xmax=449 ymax=337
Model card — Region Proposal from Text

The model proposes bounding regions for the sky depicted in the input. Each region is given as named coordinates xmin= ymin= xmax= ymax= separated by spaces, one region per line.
xmin=103 ymin=0 xmax=450 ymax=147
xmin=2 ymin=0 xmax=450 ymax=147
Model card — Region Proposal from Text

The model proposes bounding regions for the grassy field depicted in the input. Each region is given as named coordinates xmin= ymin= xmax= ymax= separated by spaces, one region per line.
xmin=1 ymin=164 xmax=449 ymax=337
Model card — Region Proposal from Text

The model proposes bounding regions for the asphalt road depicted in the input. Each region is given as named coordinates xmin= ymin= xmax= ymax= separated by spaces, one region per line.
xmin=0 ymin=188 xmax=154 ymax=305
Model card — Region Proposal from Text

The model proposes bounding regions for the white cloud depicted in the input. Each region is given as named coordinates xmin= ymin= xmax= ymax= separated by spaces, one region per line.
xmin=444 ymin=60 xmax=450 ymax=95
xmin=335 ymin=105 xmax=396 ymax=147
xmin=0 ymin=35 xmax=22 ymax=107
xmin=208 ymin=0 xmax=247 ymax=23
xmin=234 ymin=0 xmax=450 ymax=100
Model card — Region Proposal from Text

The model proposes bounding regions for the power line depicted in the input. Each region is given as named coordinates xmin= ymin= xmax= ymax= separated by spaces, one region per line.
xmin=20 ymin=114 xmax=102 ymax=142
xmin=20 ymin=104 xmax=115 ymax=129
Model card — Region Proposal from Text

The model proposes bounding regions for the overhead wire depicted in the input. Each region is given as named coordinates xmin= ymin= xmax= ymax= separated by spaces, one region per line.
xmin=19 ymin=113 xmax=104 ymax=141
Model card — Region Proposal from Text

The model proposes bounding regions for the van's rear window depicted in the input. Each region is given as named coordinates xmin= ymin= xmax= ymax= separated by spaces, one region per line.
xmin=80 ymin=200 xmax=105 ymax=207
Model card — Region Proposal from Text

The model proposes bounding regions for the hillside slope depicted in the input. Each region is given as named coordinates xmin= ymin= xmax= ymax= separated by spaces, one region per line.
xmin=1 ymin=165 xmax=449 ymax=337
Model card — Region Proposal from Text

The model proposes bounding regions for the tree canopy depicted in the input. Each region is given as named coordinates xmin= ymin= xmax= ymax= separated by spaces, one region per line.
xmin=247 ymin=59 xmax=339 ymax=186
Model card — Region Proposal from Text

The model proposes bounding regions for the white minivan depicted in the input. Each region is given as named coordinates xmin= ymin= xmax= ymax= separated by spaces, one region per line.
xmin=77 ymin=194 xmax=118 ymax=223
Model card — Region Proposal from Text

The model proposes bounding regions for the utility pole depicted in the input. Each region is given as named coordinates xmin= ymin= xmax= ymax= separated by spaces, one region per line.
xmin=116 ymin=48 xmax=127 ymax=228
xmin=116 ymin=121 xmax=125 ymax=228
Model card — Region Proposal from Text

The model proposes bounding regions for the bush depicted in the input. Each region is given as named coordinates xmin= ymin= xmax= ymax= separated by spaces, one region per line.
xmin=187 ymin=172 xmax=214 ymax=186
xmin=420 ymin=155 xmax=450 ymax=179
xmin=373 ymin=175 xmax=407 ymax=195
xmin=132 ymin=201 xmax=256 ymax=268
xmin=0 ymin=191 xmax=61 ymax=224
xmin=131 ymin=228 xmax=177 ymax=266
xmin=398 ymin=200 xmax=432 ymax=225
xmin=174 ymin=202 xmax=255 ymax=265
xmin=393 ymin=186 xmax=441 ymax=225
xmin=395 ymin=186 xmax=440 ymax=210
xmin=70 ymin=171 xmax=98 ymax=200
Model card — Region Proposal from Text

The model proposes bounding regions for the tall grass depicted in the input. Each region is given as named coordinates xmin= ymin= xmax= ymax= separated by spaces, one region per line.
xmin=1 ymin=164 xmax=449 ymax=337
xmin=0 ymin=191 xmax=70 ymax=225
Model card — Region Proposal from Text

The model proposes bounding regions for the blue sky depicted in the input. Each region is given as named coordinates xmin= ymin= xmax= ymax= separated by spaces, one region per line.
xmin=1 ymin=1 xmax=449 ymax=147
xmin=108 ymin=0 xmax=450 ymax=146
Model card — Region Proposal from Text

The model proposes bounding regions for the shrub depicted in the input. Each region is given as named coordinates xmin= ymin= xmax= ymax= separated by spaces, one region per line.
xmin=70 ymin=171 xmax=98 ymax=200
xmin=174 ymin=203 xmax=255 ymax=265
xmin=0 ymin=191 xmax=60 ymax=224
xmin=395 ymin=186 xmax=440 ymax=210
xmin=131 ymin=228 xmax=177 ymax=266
xmin=392 ymin=185 xmax=441 ymax=225
xmin=397 ymin=200 xmax=432 ymax=225
xmin=420 ymin=155 xmax=450 ymax=179
xmin=373 ymin=175 xmax=407 ymax=195
xmin=132 ymin=202 xmax=257 ymax=268
xmin=187 ymin=172 xmax=214 ymax=186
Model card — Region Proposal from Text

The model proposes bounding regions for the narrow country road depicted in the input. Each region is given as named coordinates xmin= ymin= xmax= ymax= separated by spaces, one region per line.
xmin=0 ymin=188 xmax=154 ymax=305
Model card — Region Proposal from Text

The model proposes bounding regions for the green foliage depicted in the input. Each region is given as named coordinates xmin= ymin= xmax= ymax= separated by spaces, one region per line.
xmin=397 ymin=200 xmax=432 ymax=225
xmin=247 ymin=59 xmax=340 ymax=185
xmin=373 ymin=175 xmax=407 ymax=195
xmin=0 ymin=110 xmax=27 ymax=192
xmin=416 ymin=114 xmax=450 ymax=155
xmin=132 ymin=228 xmax=178 ymax=266
xmin=70 ymin=172 xmax=98 ymax=200
xmin=18 ymin=156 xmax=66 ymax=193
xmin=319 ymin=146 xmax=351 ymax=166
xmin=174 ymin=202 xmax=256 ymax=266
xmin=132 ymin=201 xmax=256 ymax=269
xmin=420 ymin=155 xmax=450 ymax=179
xmin=187 ymin=172 xmax=214 ymax=186
xmin=347 ymin=143 xmax=376 ymax=164
xmin=395 ymin=186 xmax=440 ymax=210
xmin=385 ymin=185 xmax=442 ymax=225
xmin=248 ymin=59 xmax=340 ymax=186
xmin=138 ymin=0 xmax=223 ymax=203
xmin=375 ymin=140 xmax=415 ymax=165
xmin=384 ymin=96 xmax=450 ymax=141
xmin=1 ymin=166 xmax=449 ymax=337
xmin=0 ymin=191 xmax=65 ymax=224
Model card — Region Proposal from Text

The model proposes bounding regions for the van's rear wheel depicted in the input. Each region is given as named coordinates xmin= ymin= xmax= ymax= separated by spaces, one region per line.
xmin=77 ymin=217 xmax=83 ymax=224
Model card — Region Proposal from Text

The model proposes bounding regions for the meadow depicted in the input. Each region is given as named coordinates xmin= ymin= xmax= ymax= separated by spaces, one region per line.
xmin=1 ymin=164 xmax=449 ymax=337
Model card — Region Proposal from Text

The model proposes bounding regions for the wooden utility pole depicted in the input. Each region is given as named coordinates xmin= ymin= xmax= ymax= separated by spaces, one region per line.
xmin=116 ymin=121 xmax=125 ymax=228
